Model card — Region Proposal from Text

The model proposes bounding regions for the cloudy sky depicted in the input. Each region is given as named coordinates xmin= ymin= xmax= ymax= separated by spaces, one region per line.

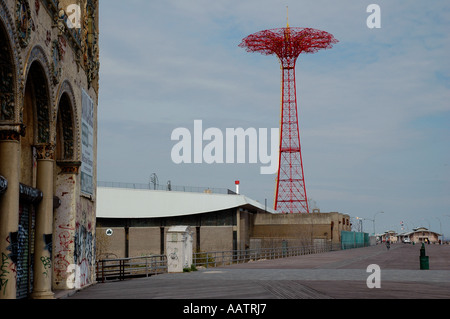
xmin=97 ymin=0 xmax=450 ymax=236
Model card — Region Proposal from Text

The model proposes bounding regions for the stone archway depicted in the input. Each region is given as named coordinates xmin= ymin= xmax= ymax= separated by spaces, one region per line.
xmin=0 ymin=21 xmax=15 ymax=121
xmin=52 ymin=81 xmax=81 ymax=290
xmin=55 ymin=93 xmax=75 ymax=161
xmin=22 ymin=53 xmax=55 ymax=299
xmin=21 ymin=61 xmax=52 ymax=186
xmin=0 ymin=0 xmax=22 ymax=122
xmin=54 ymin=81 xmax=79 ymax=163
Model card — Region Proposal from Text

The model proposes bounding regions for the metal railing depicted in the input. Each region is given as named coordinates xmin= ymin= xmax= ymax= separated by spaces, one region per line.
xmin=98 ymin=181 xmax=236 ymax=195
xmin=193 ymin=243 xmax=341 ymax=268
xmin=95 ymin=244 xmax=340 ymax=282
xmin=96 ymin=255 xmax=167 ymax=282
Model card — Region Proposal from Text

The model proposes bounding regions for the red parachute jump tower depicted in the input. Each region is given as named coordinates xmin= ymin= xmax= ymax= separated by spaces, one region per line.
xmin=239 ymin=18 xmax=338 ymax=214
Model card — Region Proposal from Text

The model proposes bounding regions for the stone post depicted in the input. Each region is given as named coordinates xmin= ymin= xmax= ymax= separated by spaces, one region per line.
xmin=0 ymin=128 xmax=21 ymax=299
xmin=31 ymin=144 xmax=55 ymax=299
xmin=166 ymin=226 xmax=193 ymax=273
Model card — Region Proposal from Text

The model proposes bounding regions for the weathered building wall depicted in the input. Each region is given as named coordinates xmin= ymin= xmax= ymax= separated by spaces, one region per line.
xmin=200 ymin=226 xmax=234 ymax=252
xmin=96 ymin=208 xmax=254 ymax=259
xmin=251 ymin=212 xmax=351 ymax=248
xmin=129 ymin=227 xmax=162 ymax=257
xmin=237 ymin=209 xmax=254 ymax=250
xmin=97 ymin=225 xmax=237 ymax=259
xmin=97 ymin=227 xmax=126 ymax=259
xmin=95 ymin=211 xmax=352 ymax=260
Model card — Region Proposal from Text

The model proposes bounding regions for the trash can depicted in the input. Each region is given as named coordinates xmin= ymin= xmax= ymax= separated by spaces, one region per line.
xmin=420 ymin=256 xmax=429 ymax=270
xmin=419 ymin=243 xmax=429 ymax=270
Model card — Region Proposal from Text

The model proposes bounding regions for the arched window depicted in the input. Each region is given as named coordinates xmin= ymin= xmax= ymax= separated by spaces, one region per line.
xmin=0 ymin=20 xmax=15 ymax=121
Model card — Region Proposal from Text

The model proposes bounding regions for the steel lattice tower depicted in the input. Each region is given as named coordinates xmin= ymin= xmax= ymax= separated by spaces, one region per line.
xmin=239 ymin=21 xmax=338 ymax=214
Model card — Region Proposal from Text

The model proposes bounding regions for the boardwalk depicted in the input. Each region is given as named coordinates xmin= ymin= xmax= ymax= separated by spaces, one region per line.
xmin=64 ymin=243 xmax=450 ymax=300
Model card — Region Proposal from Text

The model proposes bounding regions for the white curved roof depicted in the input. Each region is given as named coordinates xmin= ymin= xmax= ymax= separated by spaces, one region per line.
xmin=96 ymin=187 xmax=276 ymax=219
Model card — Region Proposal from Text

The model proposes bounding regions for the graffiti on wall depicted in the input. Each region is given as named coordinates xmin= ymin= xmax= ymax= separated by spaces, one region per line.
xmin=6 ymin=232 xmax=19 ymax=265
xmin=1 ymin=233 xmax=19 ymax=295
xmin=53 ymin=191 xmax=95 ymax=288
xmin=0 ymin=253 xmax=10 ymax=295
xmin=54 ymin=221 xmax=94 ymax=288
xmin=74 ymin=224 xmax=93 ymax=265
xmin=73 ymin=203 xmax=95 ymax=288
xmin=54 ymin=224 xmax=74 ymax=281
xmin=40 ymin=256 xmax=51 ymax=277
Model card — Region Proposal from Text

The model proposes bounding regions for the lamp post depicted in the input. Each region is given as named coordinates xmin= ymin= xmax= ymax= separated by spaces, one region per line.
xmin=444 ymin=215 xmax=450 ymax=242
xmin=355 ymin=217 xmax=363 ymax=233
xmin=366 ymin=211 xmax=384 ymax=236
xmin=435 ymin=217 xmax=442 ymax=243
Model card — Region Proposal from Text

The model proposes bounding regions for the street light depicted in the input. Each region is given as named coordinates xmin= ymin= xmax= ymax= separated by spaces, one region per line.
xmin=368 ymin=211 xmax=384 ymax=236
xmin=355 ymin=217 xmax=363 ymax=233
xmin=362 ymin=212 xmax=384 ymax=236
xmin=435 ymin=217 xmax=442 ymax=243
xmin=443 ymin=215 xmax=450 ymax=242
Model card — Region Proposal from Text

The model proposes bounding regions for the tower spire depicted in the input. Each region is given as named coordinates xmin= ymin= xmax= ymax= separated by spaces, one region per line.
xmin=286 ymin=6 xmax=289 ymax=28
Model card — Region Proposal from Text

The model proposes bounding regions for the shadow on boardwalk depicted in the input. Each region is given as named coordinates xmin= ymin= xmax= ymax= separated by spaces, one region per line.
xmin=65 ymin=244 xmax=450 ymax=300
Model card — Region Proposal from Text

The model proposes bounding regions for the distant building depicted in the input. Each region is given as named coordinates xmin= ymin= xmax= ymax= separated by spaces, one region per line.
xmin=251 ymin=210 xmax=351 ymax=248
xmin=0 ymin=0 xmax=99 ymax=299
xmin=96 ymin=185 xmax=351 ymax=259
xmin=398 ymin=227 xmax=442 ymax=244
xmin=96 ymin=185 xmax=274 ymax=258
xmin=378 ymin=230 xmax=399 ymax=243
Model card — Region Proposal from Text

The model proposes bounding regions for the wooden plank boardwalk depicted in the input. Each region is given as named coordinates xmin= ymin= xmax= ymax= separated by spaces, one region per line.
xmin=62 ymin=244 xmax=450 ymax=300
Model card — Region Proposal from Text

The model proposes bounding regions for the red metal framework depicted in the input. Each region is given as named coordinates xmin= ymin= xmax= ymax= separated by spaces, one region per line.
xmin=239 ymin=26 xmax=338 ymax=213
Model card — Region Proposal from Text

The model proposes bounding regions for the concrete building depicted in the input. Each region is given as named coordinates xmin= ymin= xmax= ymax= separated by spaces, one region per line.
xmin=251 ymin=210 xmax=351 ymax=248
xmin=96 ymin=186 xmax=351 ymax=259
xmin=378 ymin=230 xmax=399 ymax=243
xmin=0 ymin=0 xmax=99 ymax=299
xmin=96 ymin=186 xmax=275 ymax=258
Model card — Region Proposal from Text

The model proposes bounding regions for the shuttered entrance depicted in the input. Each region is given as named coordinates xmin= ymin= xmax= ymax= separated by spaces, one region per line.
xmin=16 ymin=184 xmax=42 ymax=299
xmin=16 ymin=203 xmax=35 ymax=299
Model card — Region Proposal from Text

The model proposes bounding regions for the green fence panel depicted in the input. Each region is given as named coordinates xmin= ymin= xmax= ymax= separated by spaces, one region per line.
xmin=364 ymin=233 xmax=370 ymax=247
xmin=341 ymin=231 xmax=369 ymax=250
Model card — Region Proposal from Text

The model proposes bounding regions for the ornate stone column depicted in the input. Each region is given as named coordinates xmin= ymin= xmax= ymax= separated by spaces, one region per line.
xmin=0 ymin=127 xmax=21 ymax=299
xmin=0 ymin=125 xmax=21 ymax=299
xmin=31 ymin=144 xmax=55 ymax=299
